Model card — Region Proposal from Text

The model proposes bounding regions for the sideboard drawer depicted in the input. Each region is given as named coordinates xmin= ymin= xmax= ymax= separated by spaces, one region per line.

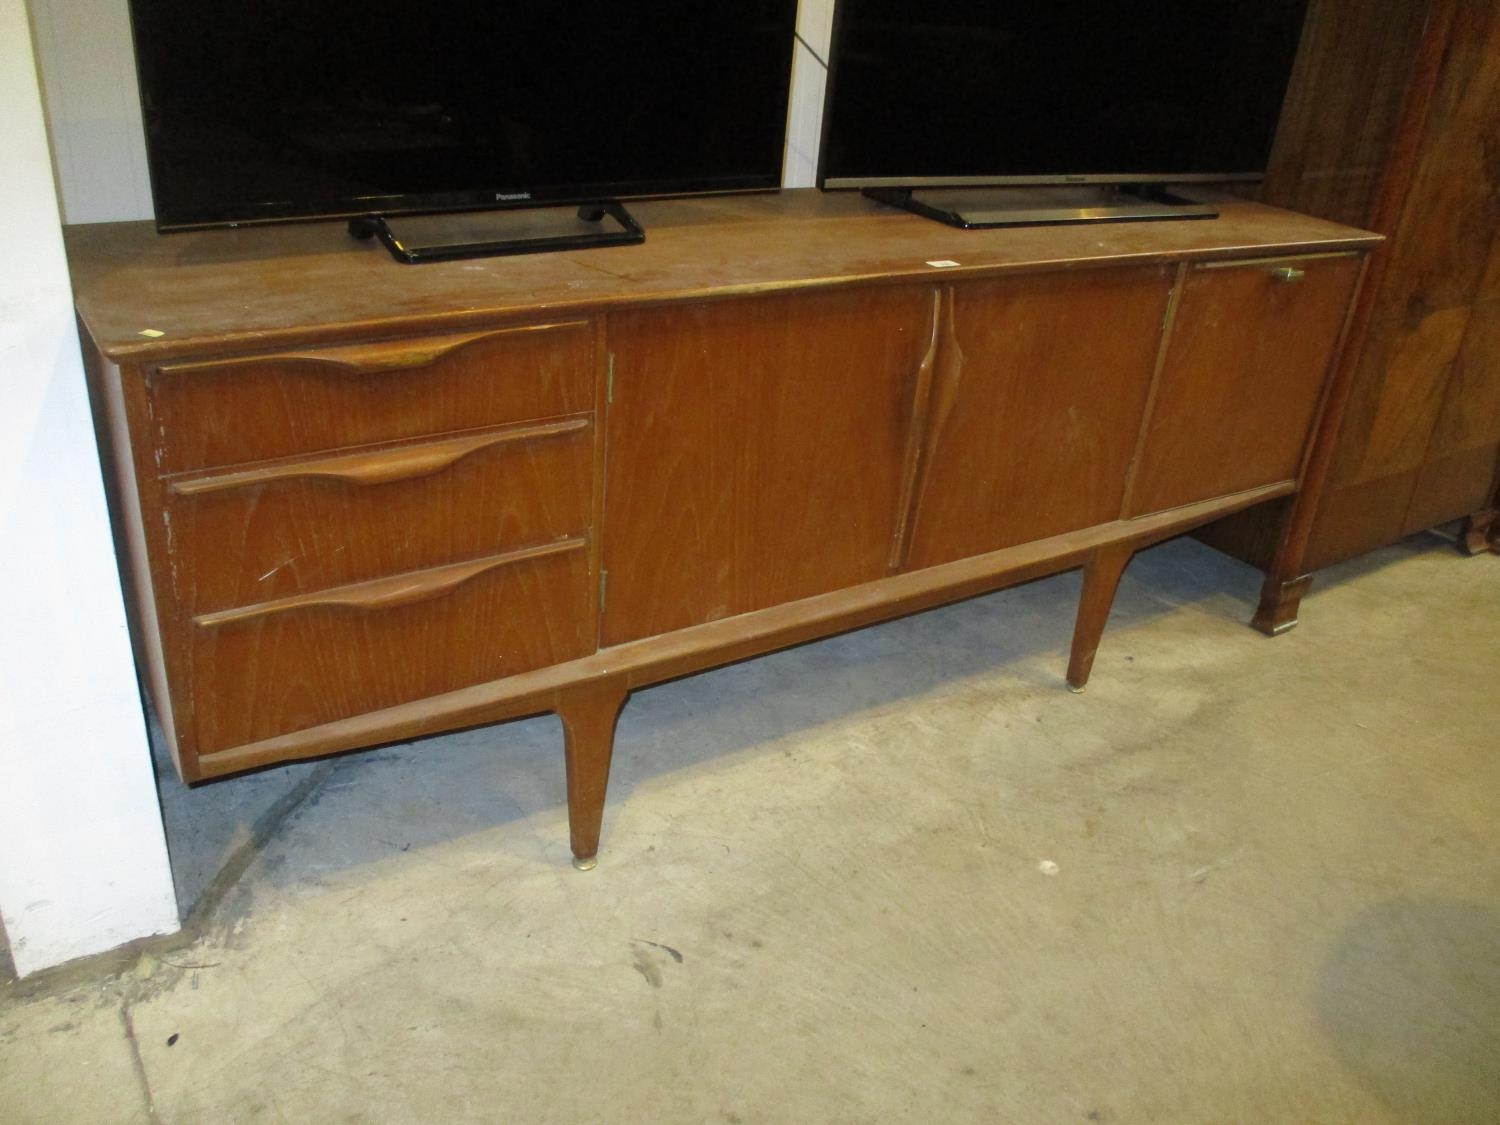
xmin=186 ymin=539 xmax=594 ymax=754
xmin=146 ymin=319 xmax=595 ymax=473
xmin=163 ymin=416 xmax=593 ymax=613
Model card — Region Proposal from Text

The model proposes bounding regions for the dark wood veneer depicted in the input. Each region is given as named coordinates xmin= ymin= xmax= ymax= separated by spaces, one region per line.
xmin=1202 ymin=0 xmax=1500 ymax=615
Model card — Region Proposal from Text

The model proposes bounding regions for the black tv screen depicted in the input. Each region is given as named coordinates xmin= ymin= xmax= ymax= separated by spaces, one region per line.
xmin=127 ymin=1 xmax=798 ymax=230
xmin=819 ymin=1 xmax=1310 ymax=188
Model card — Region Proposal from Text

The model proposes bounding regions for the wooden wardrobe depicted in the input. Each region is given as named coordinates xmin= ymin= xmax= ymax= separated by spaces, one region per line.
xmin=1204 ymin=0 xmax=1500 ymax=630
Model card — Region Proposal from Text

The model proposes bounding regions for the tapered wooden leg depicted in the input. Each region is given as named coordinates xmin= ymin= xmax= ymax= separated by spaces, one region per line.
xmin=1251 ymin=573 xmax=1315 ymax=636
xmin=1066 ymin=544 xmax=1133 ymax=693
xmin=1458 ymin=508 xmax=1498 ymax=556
xmin=555 ymin=676 xmax=629 ymax=870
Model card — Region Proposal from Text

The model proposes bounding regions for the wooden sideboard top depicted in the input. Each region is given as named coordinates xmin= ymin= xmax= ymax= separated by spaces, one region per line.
xmin=65 ymin=188 xmax=1381 ymax=363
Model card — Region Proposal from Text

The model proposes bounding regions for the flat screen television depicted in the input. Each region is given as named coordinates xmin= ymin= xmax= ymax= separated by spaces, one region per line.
xmin=126 ymin=0 xmax=798 ymax=238
xmin=818 ymin=1 xmax=1310 ymax=227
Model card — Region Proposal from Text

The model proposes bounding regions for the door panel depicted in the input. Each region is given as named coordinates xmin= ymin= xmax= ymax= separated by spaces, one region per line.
xmin=601 ymin=287 xmax=931 ymax=645
xmin=906 ymin=266 xmax=1174 ymax=570
xmin=1128 ymin=255 xmax=1363 ymax=516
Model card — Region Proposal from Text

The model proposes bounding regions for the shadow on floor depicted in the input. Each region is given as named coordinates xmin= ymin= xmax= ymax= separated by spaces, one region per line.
xmin=1318 ymin=897 xmax=1500 ymax=1123
xmin=152 ymin=532 xmax=1466 ymax=906
xmin=1304 ymin=528 xmax=1470 ymax=594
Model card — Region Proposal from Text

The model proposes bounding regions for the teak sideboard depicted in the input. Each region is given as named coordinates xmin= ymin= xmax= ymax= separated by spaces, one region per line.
xmin=67 ymin=191 xmax=1379 ymax=867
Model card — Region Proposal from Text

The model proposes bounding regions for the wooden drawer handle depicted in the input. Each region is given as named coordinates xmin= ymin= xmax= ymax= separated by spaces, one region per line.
xmin=889 ymin=287 xmax=964 ymax=570
xmin=193 ymin=538 xmax=585 ymax=629
xmin=888 ymin=289 xmax=944 ymax=570
xmin=159 ymin=319 xmax=589 ymax=378
xmin=169 ymin=416 xmax=589 ymax=497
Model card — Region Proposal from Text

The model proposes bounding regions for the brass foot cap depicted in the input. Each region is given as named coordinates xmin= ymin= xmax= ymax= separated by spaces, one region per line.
xmin=1067 ymin=683 xmax=1086 ymax=695
xmin=572 ymin=856 xmax=598 ymax=871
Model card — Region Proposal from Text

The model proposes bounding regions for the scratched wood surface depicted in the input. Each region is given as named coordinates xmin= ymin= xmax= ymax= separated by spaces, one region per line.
xmin=188 ymin=543 xmax=594 ymax=754
xmin=65 ymin=190 xmax=1378 ymax=364
xmin=164 ymin=418 xmax=593 ymax=612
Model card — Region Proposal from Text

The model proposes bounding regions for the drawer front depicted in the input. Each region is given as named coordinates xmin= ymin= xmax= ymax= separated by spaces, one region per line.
xmin=1127 ymin=254 xmax=1363 ymax=516
xmin=147 ymin=320 xmax=594 ymax=474
xmin=163 ymin=417 xmax=593 ymax=613
xmin=187 ymin=541 xmax=593 ymax=754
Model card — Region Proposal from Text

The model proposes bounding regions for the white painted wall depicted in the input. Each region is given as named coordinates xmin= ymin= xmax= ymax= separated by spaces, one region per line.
xmin=28 ymin=0 xmax=839 ymax=222
xmin=0 ymin=0 xmax=178 ymax=976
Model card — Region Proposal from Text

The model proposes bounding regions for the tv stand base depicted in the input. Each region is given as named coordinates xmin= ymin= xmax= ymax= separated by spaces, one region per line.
xmin=863 ymin=184 xmax=1219 ymax=230
xmin=348 ymin=200 xmax=644 ymax=264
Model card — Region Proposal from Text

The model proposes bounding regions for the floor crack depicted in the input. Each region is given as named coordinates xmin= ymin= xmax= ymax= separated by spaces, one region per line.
xmin=179 ymin=760 xmax=339 ymax=936
xmin=119 ymin=1000 xmax=164 ymax=1125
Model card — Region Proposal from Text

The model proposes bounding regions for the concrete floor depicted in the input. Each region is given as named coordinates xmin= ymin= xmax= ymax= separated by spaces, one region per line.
xmin=2 ymin=534 xmax=1497 ymax=1123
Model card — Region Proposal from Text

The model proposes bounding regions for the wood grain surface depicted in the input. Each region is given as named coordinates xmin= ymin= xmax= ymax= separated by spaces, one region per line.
xmin=146 ymin=321 xmax=593 ymax=473
xmin=1211 ymin=0 xmax=1500 ymax=585
xmin=189 ymin=542 xmax=593 ymax=754
xmin=66 ymin=191 xmax=1378 ymax=364
xmin=1128 ymin=254 xmax=1364 ymax=516
xmin=601 ymin=285 xmax=929 ymax=645
xmin=164 ymin=418 xmax=592 ymax=612
xmin=905 ymin=267 xmax=1174 ymax=569
xmin=192 ymin=482 xmax=1295 ymax=780
xmin=1259 ymin=0 xmax=1433 ymax=228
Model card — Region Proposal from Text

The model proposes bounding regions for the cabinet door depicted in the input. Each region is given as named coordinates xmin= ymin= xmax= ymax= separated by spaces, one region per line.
xmin=601 ymin=287 xmax=931 ymax=646
xmin=1127 ymin=254 xmax=1363 ymax=516
xmin=905 ymin=266 xmax=1174 ymax=570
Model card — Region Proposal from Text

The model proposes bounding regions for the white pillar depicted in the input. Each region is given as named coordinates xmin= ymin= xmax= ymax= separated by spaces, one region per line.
xmin=0 ymin=0 xmax=179 ymax=976
xmin=783 ymin=0 xmax=837 ymax=188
